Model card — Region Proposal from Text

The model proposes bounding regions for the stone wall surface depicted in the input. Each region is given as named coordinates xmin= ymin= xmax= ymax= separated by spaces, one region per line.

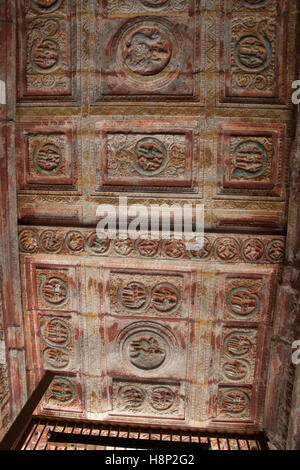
xmin=0 ymin=0 xmax=300 ymax=444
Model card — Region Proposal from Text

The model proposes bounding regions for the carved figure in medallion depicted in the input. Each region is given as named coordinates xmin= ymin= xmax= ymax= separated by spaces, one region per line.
xmin=215 ymin=238 xmax=239 ymax=261
xmin=41 ymin=318 xmax=71 ymax=347
xmin=34 ymin=143 xmax=61 ymax=173
xmin=222 ymin=360 xmax=249 ymax=381
xmin=123 ymin=26 xmax=172 ymax=76
xmin=134 ymin=137 xmax=167 ymax=175
xmin=19 ymin=230 xmax=39 ymax=253
xmin=220 ymin=389 xmax=249 ymax=414
xmin=129 ymin=336 xmax=166 ymax=370
xmin=43 ymin=348 xmax=70 ymax=369
xmin=47 ymin=377 xmax=74 ymax=404
xmin=40 ymin=275 xmax=68 ymax=305
xmin=227 ymin=287 xmax=259 ymax=317
xmin=31 ymin=39 xmax=60 ymax=71
xmin=119 ymin=282 xmax=149 ymax=311
xmin=150 ymin=386 xmax=175 ymax=410
xmin=40 ymin=230 xmax=62 ymax=253
xmin=151 ymin=283 xmax=180 ymax=313
xmin=118 ymin=385 xmax=145 ymax=410
xmin=235 ymin=35 xmax=271 ymax=71
xmin=232 ymin=141 xmax=267 ymax=178
xmin=224 ymin=333 xmax=253 ymax=357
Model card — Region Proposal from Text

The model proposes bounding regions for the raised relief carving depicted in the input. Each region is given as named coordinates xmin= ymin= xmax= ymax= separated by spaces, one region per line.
xmin=112 ymin=379 xmax=183 ymax=418
xmin=220 ymin=1 xmax=288 ymax=104
xmin=29 ymin=134 xmax=65 ymax=177
xmin=105 ymin=0 xmax=189 ymax=16
xmin=123 ymin=26 xmax=172 ymax=76
xmin=117 ymin=321 xmax=178 ymax=373
xmin=111 ymin=272 xmax=183 ymax=317
xmin=19 ymin=229 xmax=39 ymax=253
xmin=40 ymin=230 xmax=63 ymax=253
xmin=220 ymin=328 xmax=257 ymax=384
xmin=218 ymin=123 xmax=285 ymax=197
xmin=40 ymin=318 xmax=71 ymax=347
xmin=104 ymin=133 xmax=188 ymax=186
xmin=19 ymin=0 xmax=75 ymax=99
xmin=218 ymin=388 xmax=251 ymax=418
xmin=40 ymin=275 xmax=68 ymax=306
xmin=35 ymin=268 xmax=72 ymax=311
xmin=44 ymin=377 xmax=75 ymax=406
xmin=128 ymin=335 xmax=166 ymax=370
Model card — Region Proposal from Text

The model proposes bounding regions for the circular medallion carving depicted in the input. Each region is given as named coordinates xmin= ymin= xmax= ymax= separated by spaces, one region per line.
xmin=30 ymin=0 xmax=63 ymax=12
xmin=119 ymin=282 xmax=149 ymax=311
xmin=227 ymin=287 xmax=260 ymax=318
xmin=48 ymin=377 xmax=74 ymax=404
xmin=117 ymin=322 xmax=177 ymax=373
xmin=224 ymin=332 xmax=253 ymax=357
xmin=235 ymin=35 xmax=271 ymax=72
xmin=140 ymin=0 xmax=171 ymax=7
xmin=150 ymin=386 xmax=175 ymax=410
xmin=222 ymin=359 xmax=249 ymax=381
xmin=242 ymin=0 xmax=270 ymax=6
xmin=65 ymin=231 xmax=85 ymax=252
xmin=242 ymin=238 xmax=265 ymax=262
xmin=134 ymin=137 xmax=167 ymax=175
xmin=34 ymin=143 xmax=61 ymax=173
xmin=31 ymin=39 xmax=60 ymax=71
xmin=151 ymin=283 xmax=180 ymax=314
xmin=215 ymin=238 xmax=240 ymax=261
xmin=127 ymin=334 xmax=166 ymax=370
xmin=41 ymin=318 xmax=71 ymax=347
xmin=123 ymin=26 xmax=172 ymax=76
xmin=187 ymin=237 xmax=212 ymax=259
xmin=118 ymin=385 xmax=145 ymax=410
xmin=87 ymin=233 xmax=110 ymax=254
xmin=40 ymin=276 xmax=68 ymax=305
xmin=136 ymin=237 xmax=160 ymax=257
xmin=163 ymin=239 xmax=186 ymax=258
xmin=233 ymin=141 xmax=267 ymax=178
xmin=43 ymin=348 xmax=70 ymax=369
xmin=19 ymin=229 xmax=39 ymax=253
xmin=220 ymin=389 xmax=249 ymax=415
xmin=40 ymin=230 xmax=62 ymax=253
xmin=114 ymin=17 xmax=181 ymax=92
xmin=113 ymin=237 xmax=135 ymax=256
xmin=266 ymin=239 xmax=285 ymax=263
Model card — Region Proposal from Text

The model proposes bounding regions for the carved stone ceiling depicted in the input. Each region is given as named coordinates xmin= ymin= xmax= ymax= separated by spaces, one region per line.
xmin=15 ymin=0 xmax=296 ymax=432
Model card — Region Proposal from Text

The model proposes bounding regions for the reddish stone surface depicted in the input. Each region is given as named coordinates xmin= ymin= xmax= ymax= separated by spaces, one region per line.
xmin=0 ymin=0 xmax=299 ymax=446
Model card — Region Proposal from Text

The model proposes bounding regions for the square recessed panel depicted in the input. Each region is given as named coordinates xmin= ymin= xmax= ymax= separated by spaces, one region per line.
xmin=25 ymin=260 xmax=80 ymax=312
xmin=217 ymin=123 xmax=285 ymax=197
xmin=16 ymin=121 xmax=78 ymax=192
xmin=219 ymin=0 xmax=288 ymax=105
xmin=38 ymin=374 xmax=84 ymax=415
xmin=92 ymin=1 xmax=201 ymax=102
xmin=94 ymin=119 xmax=201 ymax=193
xmin=17 ymin=0 xmax=78 ymax=103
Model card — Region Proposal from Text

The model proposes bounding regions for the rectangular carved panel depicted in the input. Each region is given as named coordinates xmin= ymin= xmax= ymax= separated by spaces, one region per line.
xmin=108 ymin=270 xmax=189 ymax=319
xmin=110 ymin=379 xmax=185 ymax=420
xmin=25 ymin=260 xmax=80 ymax=312
xmin=16 ymin=121 xmax=78 ymax=192
xmin=17 ymin=0 xmax=78 ymax=102
xmin=38 ymin=374 xmax=83 ymax=414
xmin=93 ymin=1 xmax=201 ymax=102
xmin=94 ymin=120 xmax=200 ymax=193
xmin=103 ymin=0 xmax=190 ymax=17
xmin=219 ymin=0 xmax=288 ymax=105
xmin=217 ymin=122 xmax=285 ymax=197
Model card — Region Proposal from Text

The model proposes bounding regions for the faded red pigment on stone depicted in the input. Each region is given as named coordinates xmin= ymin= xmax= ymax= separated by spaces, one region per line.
xmin=0 ymin=0 xmax=299 ymax=450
